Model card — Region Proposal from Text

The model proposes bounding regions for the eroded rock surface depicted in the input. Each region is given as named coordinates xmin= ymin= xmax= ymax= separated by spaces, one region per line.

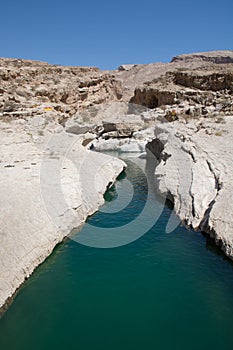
xmin=1 ymin=50 xmax=233 ymax=311
xmin=0 ymin=118 xmax=125 ymax=309
xmin=117 ymin=50 xmax=233 ymax=101
xmin=171 ymin=50 xmax=233 ymax=64
xmin=147 ymin=117 xmax=233 ymax=259
xmin=0 ymin=58 xmax=122 ymax=120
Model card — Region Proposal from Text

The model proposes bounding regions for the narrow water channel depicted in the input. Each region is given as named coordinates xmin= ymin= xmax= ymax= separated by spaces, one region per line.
xmin=0 ymin=155 xmax=233 ymax=350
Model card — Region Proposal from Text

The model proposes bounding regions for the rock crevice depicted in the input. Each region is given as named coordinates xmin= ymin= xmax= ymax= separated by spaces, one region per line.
xmin=147 ymin=118 xmax=233 ymax=260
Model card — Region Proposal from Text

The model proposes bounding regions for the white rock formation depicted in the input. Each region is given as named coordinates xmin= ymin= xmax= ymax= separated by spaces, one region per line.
xmin=147 ymin=116 xmax=233 ymax=259
xmin=0 ymin=118 xmax=125 ymax=310
xmin=92 ymin=127 xmax=155 ymax=153
xmin=92 ymin=138 xmax=147 ymax=153
xmin=1 ymin=50 xmax=233 ymax=311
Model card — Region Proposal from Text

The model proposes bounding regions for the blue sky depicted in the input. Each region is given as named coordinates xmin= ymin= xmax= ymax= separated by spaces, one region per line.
xmin=1 ymin=0 xmax=233 ymax=69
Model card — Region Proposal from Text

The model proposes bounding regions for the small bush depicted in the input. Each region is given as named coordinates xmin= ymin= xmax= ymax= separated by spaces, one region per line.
xmin=215 ymin=131 xmax=222 ymax=136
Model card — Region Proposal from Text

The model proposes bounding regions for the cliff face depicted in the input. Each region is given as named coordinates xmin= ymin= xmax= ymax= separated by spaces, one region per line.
xmin=116 ymin=50 xmax=233 ymax=100
xmin=1 ymin=52 xmax=232 ymax=121
xmin=117 ymin=51 xmax=233 ymax=260
xmin=1 ymin=50 xmax=233 ymax=311
xmin=170 ymin=50 xmax=233 ymax=64
xmin=129 ymin=59 xmax=233 ymax=116
xmin=0 ymin=58 xmax=127 ymax=311
xmin=101 ymin=51 xmax=233 ymax=260
xmin=146 ymin=117 xmax=233 ymax=259
xmin=0 ymin=58 xmax=122 ymax=119
xmin=173 ymin=69 xmax=233 ymax=92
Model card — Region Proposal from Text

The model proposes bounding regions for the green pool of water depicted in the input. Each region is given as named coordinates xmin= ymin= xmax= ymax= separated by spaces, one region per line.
xmin=0 ymin=157 xmax=233 ymax=350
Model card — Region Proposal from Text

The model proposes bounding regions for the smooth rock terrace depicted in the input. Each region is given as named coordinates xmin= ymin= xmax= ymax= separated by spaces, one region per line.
xmin=0 ymin=118 xmax=125 ymax=310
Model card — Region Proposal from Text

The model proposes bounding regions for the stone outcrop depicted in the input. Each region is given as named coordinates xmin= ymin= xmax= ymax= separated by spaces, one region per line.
xmin=1 ymin=49 xmax=233 ymax=312
xmin=173 ymin=69 xmax=233 ymax=92
xmin=129 ymin=67 xmax=233 ymax=116
xmin=146 ymin=117 xmax=233 ymax=259
xmin=0 ymin=58 xmax=122 ymax=120
xmin=118 ymin=50 xmax=233 ymax=105
xmin=118 ymin=64 xmax=138 ymax=71
xmin=0 ymin=118 xmax=125 ymax=310
xmin=171 ymin=50 xmax=233 ymax=64
xmin=131 ymin=86 xmax=176 ymax=108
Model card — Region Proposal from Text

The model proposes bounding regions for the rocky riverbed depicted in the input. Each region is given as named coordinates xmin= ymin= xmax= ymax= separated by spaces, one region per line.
xmin=1 ymin=50 xmax=233 ymax=311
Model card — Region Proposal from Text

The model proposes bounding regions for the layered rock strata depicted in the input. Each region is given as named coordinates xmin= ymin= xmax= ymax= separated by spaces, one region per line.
xmin=0 ymin=58 xmax=122 ymax=120
xmin=1 ymin=50 xmax=233 ymax=311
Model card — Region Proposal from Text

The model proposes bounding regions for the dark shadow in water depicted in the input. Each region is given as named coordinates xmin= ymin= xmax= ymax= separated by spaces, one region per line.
xmin=203 ymin=233 xmax=233 ymax=265
xmin=104 ymin=184 xmax=118 ymax=202
xmin=88 ymin=159 xmax=149 ymax=228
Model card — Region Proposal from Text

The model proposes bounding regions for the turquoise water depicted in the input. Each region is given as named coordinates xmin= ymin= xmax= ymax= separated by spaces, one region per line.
xmin=0 ymin=157 xmax=233 ymax=350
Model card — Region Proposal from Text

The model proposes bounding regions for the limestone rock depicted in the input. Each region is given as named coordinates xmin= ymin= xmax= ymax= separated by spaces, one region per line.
xmin=117 ymin=50 xmax=233 ymax=104
xmin=171 ymin=50 xmax=233 ymax=64
xmin=0 ymin=120 xmax=125 ymax=309
xmin=118 ymin=64 xmax=138 ymax=71
xmin=173 ymin=69 xmax=233 ymax=92
xmin=1 ymin=49 xmax=233 ymax=312
xmin=93 ymin=138 xmax=147 ymax=153
xmin=0 ymin=58 xmax=123 ymax=120
xmin=147 ymin=116 xmax=233 ymax=260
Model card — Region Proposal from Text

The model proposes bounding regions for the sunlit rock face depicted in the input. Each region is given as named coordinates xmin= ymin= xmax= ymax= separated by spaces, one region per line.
xmin=1 ymin=49 xmax=233 ymax=311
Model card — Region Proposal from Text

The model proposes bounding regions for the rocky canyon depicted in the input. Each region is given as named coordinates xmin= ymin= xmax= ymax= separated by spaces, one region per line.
xmin=0 ymin=50 xmax=233 ymax=312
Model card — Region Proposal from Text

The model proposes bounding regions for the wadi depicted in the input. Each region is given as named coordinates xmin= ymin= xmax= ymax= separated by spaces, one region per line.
xmin=0 ymin=50 xmax=233 ymax=312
